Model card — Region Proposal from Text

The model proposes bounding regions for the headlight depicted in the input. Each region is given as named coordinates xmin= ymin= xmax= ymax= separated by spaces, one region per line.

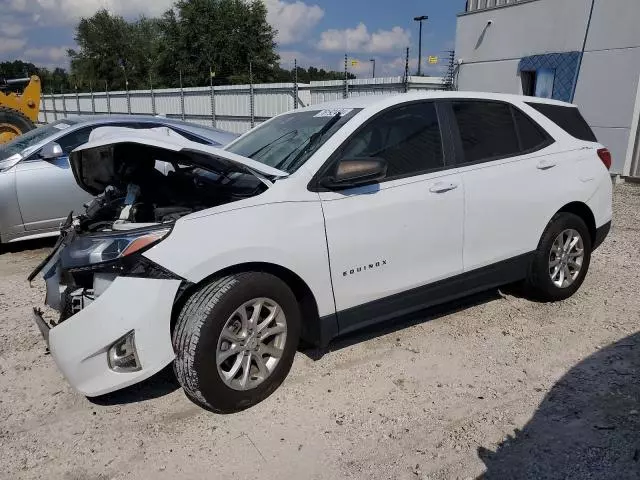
xmin=60 ymin=227 xmax=171 ymax=269
xmin=0 ymin=154 xmax=22 ymax=173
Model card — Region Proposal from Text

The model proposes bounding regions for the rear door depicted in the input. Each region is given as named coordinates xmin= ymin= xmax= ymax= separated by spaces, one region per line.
xmin=445 ymin=99 xmax=569 ymax=272
xmin=318 ymin=101 xmax=465 ymax=333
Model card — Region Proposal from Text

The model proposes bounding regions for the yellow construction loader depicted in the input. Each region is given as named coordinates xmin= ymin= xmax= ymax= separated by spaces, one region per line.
xmin=0 ymin=75 xmax=41 ymax=144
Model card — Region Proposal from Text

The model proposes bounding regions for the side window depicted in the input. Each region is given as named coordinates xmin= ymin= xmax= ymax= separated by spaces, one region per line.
xmin=452 ymin=101 xmax=520 ymax=164
xmin=56 ymin=127 xmax=95 ymax=155
xmin=339 ymin=102 xmax=444 ymax=179
xmin=513 ymin=108 xmax=553 ymax=151
xmin=526 ymin=102 xmax=597 ymax=142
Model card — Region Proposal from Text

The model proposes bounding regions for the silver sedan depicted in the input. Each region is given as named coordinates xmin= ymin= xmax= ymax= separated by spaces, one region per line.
xmin=0 ymin=116 xmax=238 ymax=244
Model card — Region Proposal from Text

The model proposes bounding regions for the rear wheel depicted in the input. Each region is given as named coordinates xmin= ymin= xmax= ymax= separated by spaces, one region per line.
xmin=0 ymin=107 xmax=35 ymax=144
xmin=173 ymin=272 xmax=301 ymax=413
xmin=525 ymin=212 xmax=592 ymax=301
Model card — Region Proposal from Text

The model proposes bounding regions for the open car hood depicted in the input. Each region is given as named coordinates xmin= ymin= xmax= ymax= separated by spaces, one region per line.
xmin=69 ymin=126 xmax=289 ymax=196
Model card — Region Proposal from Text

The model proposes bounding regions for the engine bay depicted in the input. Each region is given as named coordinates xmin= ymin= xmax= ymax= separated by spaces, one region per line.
xmin=76 ymin=142 xmax=267 ymax=233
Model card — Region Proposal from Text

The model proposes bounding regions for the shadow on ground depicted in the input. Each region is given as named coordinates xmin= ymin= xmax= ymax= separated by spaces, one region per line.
xmin=94 ymin=290 xmax=504 ymax=405
xmin=303 ymin=289 xmax=502 ymax=360
xmin=478 ymin=331 xmax=640 ymax=479
xmin=88 ymin=364 xmax=180 ymax=406
xmin=1 ymin=236 xmax=57 ymax=254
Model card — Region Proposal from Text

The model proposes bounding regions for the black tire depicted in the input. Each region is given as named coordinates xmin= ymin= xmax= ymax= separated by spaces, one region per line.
xmin=0 ymin=107 xmax=35 ymax=140
xmin=525 ymin=212 xmax=592 ymax=302
xmin=173 ymin=272 xmax=301 ymax=413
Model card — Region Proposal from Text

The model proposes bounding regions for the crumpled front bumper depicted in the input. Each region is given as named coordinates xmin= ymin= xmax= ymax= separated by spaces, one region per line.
xmin=47 ymin=276 xmax=181 ymax=397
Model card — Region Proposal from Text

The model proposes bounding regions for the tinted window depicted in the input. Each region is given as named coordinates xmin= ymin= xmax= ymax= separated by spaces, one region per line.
xmin=340 ymin=102 xmax=444 ymax=178
xmin=526 ymin=102 xmax=597 ymax=142
xmin=452 ymin=101 xmax=520 ymax=163
xmin=57 ymin=126 xmax=95 ymax=155
xmin=513 ymin=108 xmax=552 ymax=151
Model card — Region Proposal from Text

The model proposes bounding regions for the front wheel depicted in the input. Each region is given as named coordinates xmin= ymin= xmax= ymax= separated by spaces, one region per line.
xmin=525 ymin=212 xmax=592 ymax=302
xmin=173 ymin=272 xmax=300 ymax=413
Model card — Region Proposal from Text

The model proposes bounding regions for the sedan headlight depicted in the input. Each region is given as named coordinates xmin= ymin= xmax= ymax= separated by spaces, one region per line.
xmin=60 ymin=227 xmax=171 ymax=269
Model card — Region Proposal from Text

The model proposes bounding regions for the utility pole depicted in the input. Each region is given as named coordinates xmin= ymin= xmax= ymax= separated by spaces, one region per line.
xmin=343 ymin=54 xmax=349 ymax=99
xmin=404 ymin=47 xmax=410 ymax=93
xmin=414 ymin=15 xmax=428 ymax=76
xmin=293 ymin=58 xmax=299 ymax=109
xmin=370 ymin=58 xmax=376 ymax=78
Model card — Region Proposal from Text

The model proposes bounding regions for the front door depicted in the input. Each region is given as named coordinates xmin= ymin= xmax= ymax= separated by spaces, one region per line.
xmin=318 ymin=101 xmax=464 ymax=333
xmin=15 ymin=126 xmax=95 ymax=231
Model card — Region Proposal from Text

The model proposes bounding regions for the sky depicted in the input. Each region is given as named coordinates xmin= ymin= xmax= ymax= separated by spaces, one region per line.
xmin=0 ymin=0 xmax=466 ymax=78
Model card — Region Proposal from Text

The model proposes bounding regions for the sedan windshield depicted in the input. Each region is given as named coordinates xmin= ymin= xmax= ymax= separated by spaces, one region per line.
xmin=0 ymin=119 xmax=79 ymax=160
xmin=226 ymin=109 xmax=361 ymax=174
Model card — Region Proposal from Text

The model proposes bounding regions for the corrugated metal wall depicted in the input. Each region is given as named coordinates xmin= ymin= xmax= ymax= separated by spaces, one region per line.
xmin=39 ymin=77 xmax=444 ymax=134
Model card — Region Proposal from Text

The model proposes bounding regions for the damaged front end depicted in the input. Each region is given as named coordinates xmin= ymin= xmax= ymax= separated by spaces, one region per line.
xmin=28 ymin=127 xmax=287 ymax=396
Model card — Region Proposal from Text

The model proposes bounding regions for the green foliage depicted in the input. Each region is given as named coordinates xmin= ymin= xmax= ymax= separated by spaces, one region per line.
xmin=0 ymin=60 xmax=72 ymax=93
xmin=273 ymin=66 xmax=356 ymax=83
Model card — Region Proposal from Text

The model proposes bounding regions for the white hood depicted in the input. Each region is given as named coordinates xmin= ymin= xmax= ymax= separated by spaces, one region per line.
xmin=75 ymin=126 xmax=289 ymax=179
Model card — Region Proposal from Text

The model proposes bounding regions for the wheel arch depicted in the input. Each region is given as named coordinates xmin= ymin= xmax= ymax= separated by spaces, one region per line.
xmin=171 ymin=262 xmax=330 ymax=347
xmin=555 ymin=201 xmax=597 ymax=245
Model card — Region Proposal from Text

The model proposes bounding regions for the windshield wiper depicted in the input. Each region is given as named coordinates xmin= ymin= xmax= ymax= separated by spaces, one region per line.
xmin=275 ymin=113 xmax=342 ymax=171
xmin=247 ymin=129 xmax=298 ymax=159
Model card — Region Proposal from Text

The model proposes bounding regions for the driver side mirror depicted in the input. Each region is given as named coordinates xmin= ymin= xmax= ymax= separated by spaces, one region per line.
xmin=40 ymin=142 xmax=64 ymax=160
xmin=320 ymin=157 xmax=387 ymax=190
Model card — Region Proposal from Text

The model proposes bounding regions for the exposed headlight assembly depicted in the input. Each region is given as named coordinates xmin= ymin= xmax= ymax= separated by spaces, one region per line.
xmin=60 ymin=226 xmax=171 ymax=269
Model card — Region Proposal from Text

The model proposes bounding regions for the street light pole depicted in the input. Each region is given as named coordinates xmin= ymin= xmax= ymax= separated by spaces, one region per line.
xmin=370 ymin=58 xmax=376 ymax=78
xmin=414 ymin=15 xmax=428 ymax=76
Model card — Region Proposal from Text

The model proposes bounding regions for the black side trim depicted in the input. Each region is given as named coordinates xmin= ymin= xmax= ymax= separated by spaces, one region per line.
xmin=310 ymin=313 xmax=340 ymax=348
xmin=593 ymin=221 xmax=611 ymax=251
xmin=336 ymin=253 xmax=533 ymax=336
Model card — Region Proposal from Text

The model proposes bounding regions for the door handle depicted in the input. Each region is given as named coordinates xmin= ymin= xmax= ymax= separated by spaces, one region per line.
xmin=429 ymin=182 xmax=458 ymax=194
xmin=537 ymin=160 xmax=557 ymax=170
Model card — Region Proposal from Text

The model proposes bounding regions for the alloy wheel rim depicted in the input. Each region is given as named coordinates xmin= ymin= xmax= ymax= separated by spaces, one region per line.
xmin=216 ymin=297 xmax=287 ymax=391
xmin=549 ymin=229 xmax=584 ymax=289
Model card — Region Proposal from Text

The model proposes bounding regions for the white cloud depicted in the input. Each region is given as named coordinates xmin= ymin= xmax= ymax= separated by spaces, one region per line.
xmin=0 ymin=23 xmax=24 ymax=36
xmin=264 ymin=0 xmax=324 ymax=45
xmin=6 ymin=0 xmax=175 ymax=23
xmin=24 ymin=46 xmax=71 ymax=62
xmin=9 ymin=0 xmax=27 ymax=11
xmin=318 ymin=23 xmax=411 ymax=54
xmin=278 ymin=50 xmax=328 ymax=68
xmin=0 ymin=37 xmax=27 ymax=53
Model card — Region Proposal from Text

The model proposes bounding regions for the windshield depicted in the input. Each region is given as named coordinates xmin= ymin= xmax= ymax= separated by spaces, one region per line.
xmin=0 ymin=119 xmax=79 ymax=160
xmin=226 ymin=109 xmax=361 ymax=174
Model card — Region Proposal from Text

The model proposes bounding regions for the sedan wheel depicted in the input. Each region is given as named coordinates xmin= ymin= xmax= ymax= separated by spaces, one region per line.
xmin=216 ymin=298 xmax=287 ymax=391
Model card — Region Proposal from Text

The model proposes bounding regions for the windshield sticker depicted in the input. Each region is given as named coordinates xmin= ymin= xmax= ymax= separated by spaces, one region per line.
xmin=314 ymin=108 xmax=353 ymax=118
xmin=53 ymin=123 xmax=71 ymax=130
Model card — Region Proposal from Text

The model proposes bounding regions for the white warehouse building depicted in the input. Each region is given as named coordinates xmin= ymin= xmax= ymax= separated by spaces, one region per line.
xmin=455 ymin=0 xmax=640 ymax=177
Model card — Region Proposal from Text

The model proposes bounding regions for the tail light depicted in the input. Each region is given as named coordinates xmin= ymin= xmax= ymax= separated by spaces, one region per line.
xmin=597 ymin=148 xmax=612 ymax=170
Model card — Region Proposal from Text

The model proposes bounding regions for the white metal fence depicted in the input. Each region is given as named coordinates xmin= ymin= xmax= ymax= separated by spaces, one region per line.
xmin=38 ymin=76 xmax=445 ymax=134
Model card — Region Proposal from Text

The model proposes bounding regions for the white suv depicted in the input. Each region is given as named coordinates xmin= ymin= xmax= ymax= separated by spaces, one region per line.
xmin=31 ymin=92 xmax=613 ymax=413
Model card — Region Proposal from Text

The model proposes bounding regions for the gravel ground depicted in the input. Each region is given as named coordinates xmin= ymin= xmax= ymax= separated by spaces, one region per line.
xmin=1 ymin=183 xmax=639 ymax=480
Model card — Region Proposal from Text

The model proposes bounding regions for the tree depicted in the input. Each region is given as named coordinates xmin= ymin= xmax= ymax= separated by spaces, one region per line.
xmin=1 ymin=60 xmax=72 ymax=93
xmin=272 ymin=65 xmax=356 ymax=83
xmin=68 ymin=9 xmax=162 ymax=90
xmin=159 ymin=0 xmax=279 ymax=86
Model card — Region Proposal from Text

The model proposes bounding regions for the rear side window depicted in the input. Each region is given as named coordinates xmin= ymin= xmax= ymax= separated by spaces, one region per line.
xmin=526 ymin=102 xmax=597 ymax=142
xmin=452 ymin=101 xmax=520 ymax=163
xmin=513 ymin=108 xmax=553 ymax=151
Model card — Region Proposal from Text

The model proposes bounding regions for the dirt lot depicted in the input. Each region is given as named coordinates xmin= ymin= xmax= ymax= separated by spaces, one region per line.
xmin=1 ymin=184 xmax=639 ymax=480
